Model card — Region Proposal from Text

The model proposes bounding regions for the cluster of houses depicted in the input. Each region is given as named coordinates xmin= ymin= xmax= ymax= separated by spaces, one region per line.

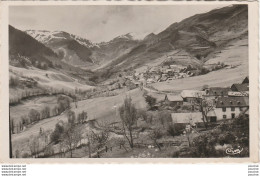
xmin=148 ymin=76 xmax=249 ymax=128
xmin=132 ymin=64 xmax=194 ymax=84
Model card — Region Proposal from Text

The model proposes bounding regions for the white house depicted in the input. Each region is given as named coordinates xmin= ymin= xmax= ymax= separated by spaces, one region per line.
xmin=215 ymin=97 xmax=249 ymax=120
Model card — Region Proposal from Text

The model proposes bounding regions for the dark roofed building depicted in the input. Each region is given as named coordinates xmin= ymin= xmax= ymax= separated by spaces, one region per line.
xmin=215 ymin=97 xmax=249 ymax=121
xmin=205 ymin=87 xmax=231 ymax=97
xmin=242 ymin=76 xmax=249 ymax=84
xmin=165 ymin=94 xmax=183 ymax=106
xmin=231 ymin=83 xmax=249 ymax=92
xmin=216 ymin=97 xmax=249 ymax=108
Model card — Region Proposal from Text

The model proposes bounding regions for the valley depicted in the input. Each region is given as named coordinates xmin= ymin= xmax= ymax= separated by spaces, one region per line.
xmin=9 ymin=5 xmax=249 ymax=158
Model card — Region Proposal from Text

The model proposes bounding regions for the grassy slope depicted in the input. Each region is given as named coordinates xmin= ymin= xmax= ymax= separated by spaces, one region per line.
xmin=10 ymin=95 xmax=59 ymax=124
xmin=12 ymin=88 xmax=147 ymax=153
xmin=152 ymin=38 xmax=248 ymax=92
xmin=10 ymin=66 xmax=93 ymax=93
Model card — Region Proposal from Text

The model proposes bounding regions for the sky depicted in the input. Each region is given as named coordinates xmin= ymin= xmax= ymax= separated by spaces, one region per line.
xmin=9 ymin=5 xmax=228 ymax=43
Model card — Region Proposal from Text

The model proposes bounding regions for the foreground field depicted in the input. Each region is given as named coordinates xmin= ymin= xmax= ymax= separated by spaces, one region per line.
xmin=11 ymin=88 xmax=147 ymax=155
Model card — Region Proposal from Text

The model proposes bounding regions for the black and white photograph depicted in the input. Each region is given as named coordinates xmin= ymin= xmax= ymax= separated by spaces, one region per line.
xmin=5 ymin=3 xmax=257 ymax=160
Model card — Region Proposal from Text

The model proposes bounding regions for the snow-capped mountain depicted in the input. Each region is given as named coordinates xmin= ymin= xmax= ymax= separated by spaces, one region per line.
xmin=25 ymin=30 xmax=98 ymax=48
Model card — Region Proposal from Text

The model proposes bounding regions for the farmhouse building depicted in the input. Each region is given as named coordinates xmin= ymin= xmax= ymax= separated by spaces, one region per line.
xmin=181 ymin=90 xmax=206 ymax=103
xmin=165 ymin=94 xmax=183 ymax=106
xmin=204 ymin=87 xmax=231 ymax=98
xmin=215 ymin=97 xmax=249 ymax=121
xmin=171 ymin=112 xmax=204 ymax=127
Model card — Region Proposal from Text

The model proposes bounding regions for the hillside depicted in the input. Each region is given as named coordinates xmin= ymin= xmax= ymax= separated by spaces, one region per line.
xmin=9 ymin=25 xmax=58 ymax=67
xmin=26 ymin=30 xmax=94 ymax=66
xmin=94 ymin=5 xmax=246 ymax=75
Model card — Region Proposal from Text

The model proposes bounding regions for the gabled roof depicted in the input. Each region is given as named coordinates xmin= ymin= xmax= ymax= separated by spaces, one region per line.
xmin=171 ymin=112 xmax=203 ymax=124
xmin=242 ymin=76 xmax=249 ymax=84
xmin=165 ymin=94 xmax=183 ymax=102
xmin=231 ymin=83 xmax=249 ymax=92
xmin=207 ymin=87 xmax=231 ymax=96
xmin=181 ymin=90 xmax=206 ymax=98
xmin=216 ymin=97 xmax=249 ymax=108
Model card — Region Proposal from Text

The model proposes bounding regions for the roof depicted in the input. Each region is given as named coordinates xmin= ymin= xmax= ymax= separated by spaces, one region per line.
xmin=165 ymin=94 xmax=183 ymax=102
xmin=216 ymin=97 xmax=249 ymax=108
xmin=231 ymin=83 xmax=249 ymax=92
xmin=242 ymin=76 xmax=249 ymax=84
xmin=228 ymin=91 xmax=249 ymax=97
xmin=146 ymin=92 xmax=165 ymax=103
xmin=171 ymin=112 xmax=203 ymax=124
xmin=207 ymin=87 xmax=231 ymax=96
xmin=181 ymin=90 xmax=206 ymax=98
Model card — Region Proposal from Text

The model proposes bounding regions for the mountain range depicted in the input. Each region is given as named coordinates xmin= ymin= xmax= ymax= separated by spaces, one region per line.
xmin=10 ymin=5 xmax=248 ymax=79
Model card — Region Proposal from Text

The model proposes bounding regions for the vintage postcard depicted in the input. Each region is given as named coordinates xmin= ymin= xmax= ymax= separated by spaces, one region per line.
xmin=0 ymin=1 xmax=258 ymax=163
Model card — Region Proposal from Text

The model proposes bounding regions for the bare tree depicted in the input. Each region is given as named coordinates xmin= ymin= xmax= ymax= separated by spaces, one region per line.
xmin=115 ymin=138 xmax=128 ymax=152
xmin=29 ymin=135 xmax=40 ymax=158
xmin=90 ymin=130 xmax=109 ymax=158
xmin=193 ymin=94 xmax=214 ymax=129
xmin=41 ymin=106 xmax=50 ymax=119
xmin=118 ymin=97 xmax=138 ymax=148
xmin=77 ymin=111 xmax=88 ymax=124
xmin=63 ymin=124 xmax=83 ymax=158
xmin=148 ymin=127 xmax=163 ymax=151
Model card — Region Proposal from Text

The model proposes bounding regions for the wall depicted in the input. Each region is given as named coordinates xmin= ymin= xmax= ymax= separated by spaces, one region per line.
xmin=214 ymin=107 xmax=247 ymax=121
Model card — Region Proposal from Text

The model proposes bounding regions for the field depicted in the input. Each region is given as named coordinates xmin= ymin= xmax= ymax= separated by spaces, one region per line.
xmin=10 ymin=65 xmax=94 ymax=92
xmin=10 ymin=95 xmax=62 ymax=125
xmin=11 ymin=88 xmax=147 ymax=156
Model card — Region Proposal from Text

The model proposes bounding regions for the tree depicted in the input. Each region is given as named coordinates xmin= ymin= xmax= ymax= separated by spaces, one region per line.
xmin=145 ymin=95 xmax=156 ymax=110
xmin=67 ymin=110 xmax=76 ymax=126
xmin=77 ymin=111 xmax=88 ymax=124
xmin=51 ymin=121 xmax=65 ymax=144
xmin=29 ymin=135 xmax=40 ymax=158
xmin=63 ymin=124 xmax=83 ymax=158
xmin=9 ymin=76 xmax=19 ymax=88
xmin=115 ymin=138 xmax=128 ymax=152
xmin=158 ymin=111 xmax=171 ymax=128
xmin=41 ymin=106 xmax=50 ymax=119
xmin=118 ymin=97 xmax=138 ymax=148
xmin=193 ymin=95 xmax=214 ymax=129
xmin=148 ymin=127 xmax=163 ymax=151
xmin=90 ymin=130 xmax=109 ymax=158
xmin=28 ymin=109 xmax=40 ymax=123
xmin=57 ymin=96 xmax=70 ymax=114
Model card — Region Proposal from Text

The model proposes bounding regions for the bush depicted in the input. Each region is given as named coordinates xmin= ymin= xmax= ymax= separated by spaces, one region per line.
xmin=9 ymin=76 xmax=19 ymax=88
xmin=189 ymin=115 xmax=249 ymax=158
xmin=51 ymin=122 xmax=65 ymax=144
xmin=167 ymin=124 xmax=184 ymax=137
xmin=145 ymin=95 xmax=156 ymax=110
xmin=28 ymin=109 xmax=40 ymax=123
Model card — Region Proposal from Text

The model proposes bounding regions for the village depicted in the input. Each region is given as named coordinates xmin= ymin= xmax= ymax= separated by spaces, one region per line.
xmin=141 ymin=76 xmax=249 ymax=129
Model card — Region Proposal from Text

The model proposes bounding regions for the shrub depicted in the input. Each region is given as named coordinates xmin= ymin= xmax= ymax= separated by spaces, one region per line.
xmin=9 ymin=76 xmax=19 ymax=88
xmin=28 ymin=109 xmax=40 ymax=123
xmin=51 ymin=122 xmax=65 ymax=144
xmin=167 ymin=124 xmax=184 ymax=137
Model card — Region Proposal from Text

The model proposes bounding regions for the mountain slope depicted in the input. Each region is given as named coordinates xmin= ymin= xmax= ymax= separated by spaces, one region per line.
xmin=10 ymin=25 xmax=57 ymax=59
xmin=102 ymin=5 xmax=248 ymax=73
xmin=26 ymin=30 xmax=94 ymax=65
